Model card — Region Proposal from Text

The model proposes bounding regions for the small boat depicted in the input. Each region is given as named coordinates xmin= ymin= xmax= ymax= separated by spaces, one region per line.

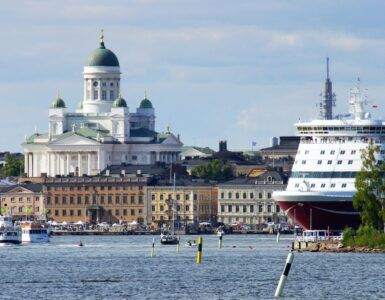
xmin=78 ymin=240 xmax=84 ymax=247
xmin=21 ymin=222 xmax=50 ymax=243
xmin=0 ymin=215 xmax=21 ymax=244
xmin=160 ymin=232 xmax=179 ymax=245
xmin=217 ymin=227 xmax=225 ymax=237
xmin=185 ymin=240 xmax=196 ymax=247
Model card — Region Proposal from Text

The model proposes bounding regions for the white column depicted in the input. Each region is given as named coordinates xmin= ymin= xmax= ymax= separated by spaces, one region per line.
xmin=66 ymin=153 xmax=70 ymax=175
xmin=47 ymin=153 xmax=51 ymax=177
xmin=78 ymin=153 xmax=82 ymax=176
xmin=55 ymin=153 xmax=59 ymax=176
xmin=24 ymin=153 xmax=28 ymax=175
xmin=87 ymin=153 xmax=92 ymax=175
xmin=29 ymin=153 xmax=33 ymax=177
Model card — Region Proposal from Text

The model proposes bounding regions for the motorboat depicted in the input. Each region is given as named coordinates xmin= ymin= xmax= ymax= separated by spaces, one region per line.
xmin=0 ymin=215 xmax=21 ymax=244
xmin=21 ymin=222 xmax=50 ymax=243
xmin=160 ymin=232 xmax=179 ymax=245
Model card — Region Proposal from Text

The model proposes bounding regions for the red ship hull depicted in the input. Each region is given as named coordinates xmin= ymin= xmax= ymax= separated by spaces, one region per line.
xmin=277 ymin=200 xmax=360 ymax=230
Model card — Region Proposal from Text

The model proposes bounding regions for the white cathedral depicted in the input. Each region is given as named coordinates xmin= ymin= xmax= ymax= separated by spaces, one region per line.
xmin=22 ymin=32 xmax=183 ymax=177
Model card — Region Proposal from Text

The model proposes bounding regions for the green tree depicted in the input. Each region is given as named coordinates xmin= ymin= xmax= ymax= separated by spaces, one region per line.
xmin=353 ymin=142 xmax=385 ymax=231
xmin=1 ymin=154 xmax=24 ymax=177
xmin=191 ymin=159 xmax=233 ymax=181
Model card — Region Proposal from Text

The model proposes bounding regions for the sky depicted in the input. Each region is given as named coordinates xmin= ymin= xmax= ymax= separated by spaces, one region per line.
xmin=1 ymin=0 xmax=385 ymax=152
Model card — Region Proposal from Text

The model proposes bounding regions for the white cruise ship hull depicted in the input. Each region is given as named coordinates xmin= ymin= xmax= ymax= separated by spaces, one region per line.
xmin=274 ymin=190 xmax=360 ymax=230
xmin=0 ymin=229 xmax=22 ymax=244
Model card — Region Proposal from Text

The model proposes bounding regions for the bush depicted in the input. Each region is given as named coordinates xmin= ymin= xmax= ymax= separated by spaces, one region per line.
xmin=342 ymin=225 xmax=385 ymax=249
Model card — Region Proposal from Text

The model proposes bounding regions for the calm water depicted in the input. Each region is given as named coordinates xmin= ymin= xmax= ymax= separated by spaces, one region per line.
xmin=0 ymin=234 xmax=384 ymax=299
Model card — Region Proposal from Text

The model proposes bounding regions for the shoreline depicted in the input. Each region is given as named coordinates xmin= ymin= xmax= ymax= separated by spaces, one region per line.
xmin=293 ymin=240 xmax=385 ymax=253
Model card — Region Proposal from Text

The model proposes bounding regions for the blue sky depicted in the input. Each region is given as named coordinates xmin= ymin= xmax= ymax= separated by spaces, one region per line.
xmin=1 ymin=0 xmax=385 ymax=152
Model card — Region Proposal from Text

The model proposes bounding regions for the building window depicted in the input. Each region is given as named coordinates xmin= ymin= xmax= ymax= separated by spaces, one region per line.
xmin=77 ymin=210 xmax=81 ymax=216
xmin=186 ymin=205 xmax=190 ymax=211
xmin=243 ymin=205 xmax=247 ymax=213
xmin=259 ymin=193 xmax=263 ymax=199
xmin=330 ymin=150 xmax=335 ymax=154
xmin=228 ymin=205 xmax=232 ymax=212
xmin=236 ymin=193 xmax=239 ymax=199
xmin=123 ymin=209 xmax=127 ymax=216
xmin=138 ymin=196 xmax=143 ymax=204
xmin=276 ymin=205 xmax=280 ymax=212
xmin=70 ymin=197 xmax=74 ymax=205
xmin=221 ymin=205 xmax=225 ymax=213
xmin=102 ymin=90 xmax=107 ymax=100
xmin=132 ymin=155 xmax=137 ymax=161
xmin=348 ymin=160 xmax=353 ymax=164
xmin=47 ymin=197 xmax=51 ymax=205
xmin=108 ymin=196 xmax=112 ymax=204
xmin=160 ymin=194 xmax=163 ymax=200
xmin=228 ymin=192 xmax=232 ymax=199
xmin=160 ymin=205 xmax=164 ymax=211
xmin=115 ymin=210 xmax=119 ymax=216
xmin=62 ymin=197 xmax=67 ymax=205
xmin=151 ymin=194 xmax=155 ymax=201
xmin=221 ymin=192 xmax=224 ymax=199
xmin=320 ymin=150 xmax=325 ymax=154
xmin=70 ymin=210 xmax=74 ymax=216
xmin=93 ymin=90 xmax=98 ymax=100
xmin=19 ymin=206 xmax=23 ymax=213
xmin=110 ymin=90 xmax=114 ymax=100
xmin=267 ymin=205 xmax=271 ymax=213
xmin=258 ymin=205 xmax=263 ymax=213
xmin=250 ymin=205 xmax=254 ymax=213
xmin=337 ymin=160 xmax=342 ymax=165
xmin=131 ymin=195 xmax=135 ymax=204
xmin=152 ymin=205 xmax=155 ymax=212
xmin=131 ymin=209 xmax=135 ymax=216
xmin=340 ymin=150 xmax=345 ymax=155
xmin=250 ymin=193 xmax=254 ymax=199
xmin=193 ymin=194 xmax=197 ymax=200
xmin=62 ymin=210 xmax=67 ymax=216
xmin=267 ymin=193 xmax=271 ymax=199
xmin=55 ymin=210 xmax=59 ymax=216
xmin=243 ymin=193 xmax=247 ymax=199
xmin=327 ymin=160 xmax=332 ymax=165
xmin=185 ymin=194 xmax=189 ymax=200
xmin=235 ymin=205 xmax=239 ymax=212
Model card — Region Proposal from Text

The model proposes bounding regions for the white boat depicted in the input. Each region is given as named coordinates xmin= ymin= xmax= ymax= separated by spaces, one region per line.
xmin=273 ymin=59 xmax=383 ymax=230
xmin=217 ymin=227 xmax=225 ymax=237
xmin=0 ymin=215 xmax=21 ymax=244
xmin=21 ymin=222 xmax=50 ymax=243
xmin=160 ymin=173 xmax=179 ymax=245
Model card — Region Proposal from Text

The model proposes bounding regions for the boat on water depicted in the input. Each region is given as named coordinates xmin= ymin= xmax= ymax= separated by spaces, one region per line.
xmin=160 ymin=173 xmax=179 ymax=245
xmin=274 ymin=58 xmax=382 ymax=230
xmin=21 ymin=222 xmax=50 ymax=243
xmin=0 ymin=215 xmax=21 ymax=244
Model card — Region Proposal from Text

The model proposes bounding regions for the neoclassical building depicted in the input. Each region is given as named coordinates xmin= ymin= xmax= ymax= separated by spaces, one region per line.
xmin=22 ymin=32 xmax=182 ymax=177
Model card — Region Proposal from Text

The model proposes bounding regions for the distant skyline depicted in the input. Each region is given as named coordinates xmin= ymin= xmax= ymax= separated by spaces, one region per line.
xmin=1 ymin=1 xmax=385 ymax=152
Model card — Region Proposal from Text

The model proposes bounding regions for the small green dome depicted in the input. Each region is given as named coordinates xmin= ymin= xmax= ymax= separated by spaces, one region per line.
xmin=86 ymin=41 xmax=119 ymax=67
xmin=139 ymin=97 xmax=153 ymax=109
xmin=51 ymin=97 xmax=66 ymax=108
xmin=112 ymin=96 xmax=127 ymax=108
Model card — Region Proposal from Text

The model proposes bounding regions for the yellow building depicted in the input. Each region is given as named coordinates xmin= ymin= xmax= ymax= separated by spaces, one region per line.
xmin=146 ymin=181 xmax=218 ymax=227
xmin=0 ymin=184 xmax=45 ymax=220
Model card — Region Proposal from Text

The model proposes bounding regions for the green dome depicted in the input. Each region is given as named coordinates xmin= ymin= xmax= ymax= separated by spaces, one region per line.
xmin=51 ymin=97 xmax=66 ymax=108
xmin=139 ymin=97 xmax=153 ymax=109
xmin=86 ymin=42 xmax=119 ymax=67
xmin=112 ymin=96 xmax=127 ymax=108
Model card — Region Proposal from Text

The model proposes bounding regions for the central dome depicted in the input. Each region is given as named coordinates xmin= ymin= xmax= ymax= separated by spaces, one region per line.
xmin=86 ymin=33 xmax=119 ymax=67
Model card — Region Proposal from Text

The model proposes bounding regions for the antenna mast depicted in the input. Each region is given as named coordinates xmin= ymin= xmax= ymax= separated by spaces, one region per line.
xmin=319 ymin=57 xmax=336 ymax=119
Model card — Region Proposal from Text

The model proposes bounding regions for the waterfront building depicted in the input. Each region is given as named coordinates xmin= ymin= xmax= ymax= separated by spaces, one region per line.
xmin=0 ymin=184 xmax=45 ymax=220
xmin=22 ymin=31 xmax=182 ymax=178
xmin=43 ymin=175 xmax=150 ymax=224
xmin=146 ymin=180 xmax=218 ymax=227
xmin=217 ymin=171 xmax=287 ymax=225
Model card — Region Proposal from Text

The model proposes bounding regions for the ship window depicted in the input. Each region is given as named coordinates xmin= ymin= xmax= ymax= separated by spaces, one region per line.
xmin=341 ymin=183 xmax=347 ymax=188
xmin=317 ymin=160 xmax=322 ymax=165
xmin=328 ymin=160 xmax=332 ymax=165
xmin=310 ymin=183 xmax=315 ymax=188
xmin=301 ymin=160 xmax=306 ymax=164
xmin=331 ymin=183 xmax=336 ymax=188
xmin=380 ymin=150 xmax=385 ymax=155
xmin=305 ymin=150 xmax=309 ymax=154
xmin=348 ymin=160 xmax=353 ymax=165
xmin=295 ymin=183 xmax=299 ymax=188
xmin=320 ymin=150 xmax=325 ymax=155
xmin=351 ymin=150 xmax=357 ymax=155
xmin=321 ymin=183 xmax=326 ymax=188
xmin=337 ymin=160 xmax=342 ymax=165
xmin=330 ymin=150 xmax=335 ymax=154
xmin=340 ymin=150 xmax=345 ymax=155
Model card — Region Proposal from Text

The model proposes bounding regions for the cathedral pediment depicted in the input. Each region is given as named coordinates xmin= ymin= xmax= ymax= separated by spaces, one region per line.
xmin=160 ymin=133 xmax=183 ymax=146
xmin=49 ymin=132 xmax=101 ymax=146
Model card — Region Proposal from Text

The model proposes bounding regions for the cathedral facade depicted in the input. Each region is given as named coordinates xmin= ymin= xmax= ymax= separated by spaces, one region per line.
xmin=22 ymin=33 xmax=182 ymax=177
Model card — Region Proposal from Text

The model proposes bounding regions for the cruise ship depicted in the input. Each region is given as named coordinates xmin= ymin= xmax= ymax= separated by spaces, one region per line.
xmin=273 ymin=58 xmax=384 ymax=230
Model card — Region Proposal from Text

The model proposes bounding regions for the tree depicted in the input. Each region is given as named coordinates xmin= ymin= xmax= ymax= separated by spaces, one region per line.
xmin=1 ymin=154 xmax=24 ymax=177
xmin=191 ymin=159 xmax=233 ymax=181
xmin=353 ymin=142 xmax=385 ymax=231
